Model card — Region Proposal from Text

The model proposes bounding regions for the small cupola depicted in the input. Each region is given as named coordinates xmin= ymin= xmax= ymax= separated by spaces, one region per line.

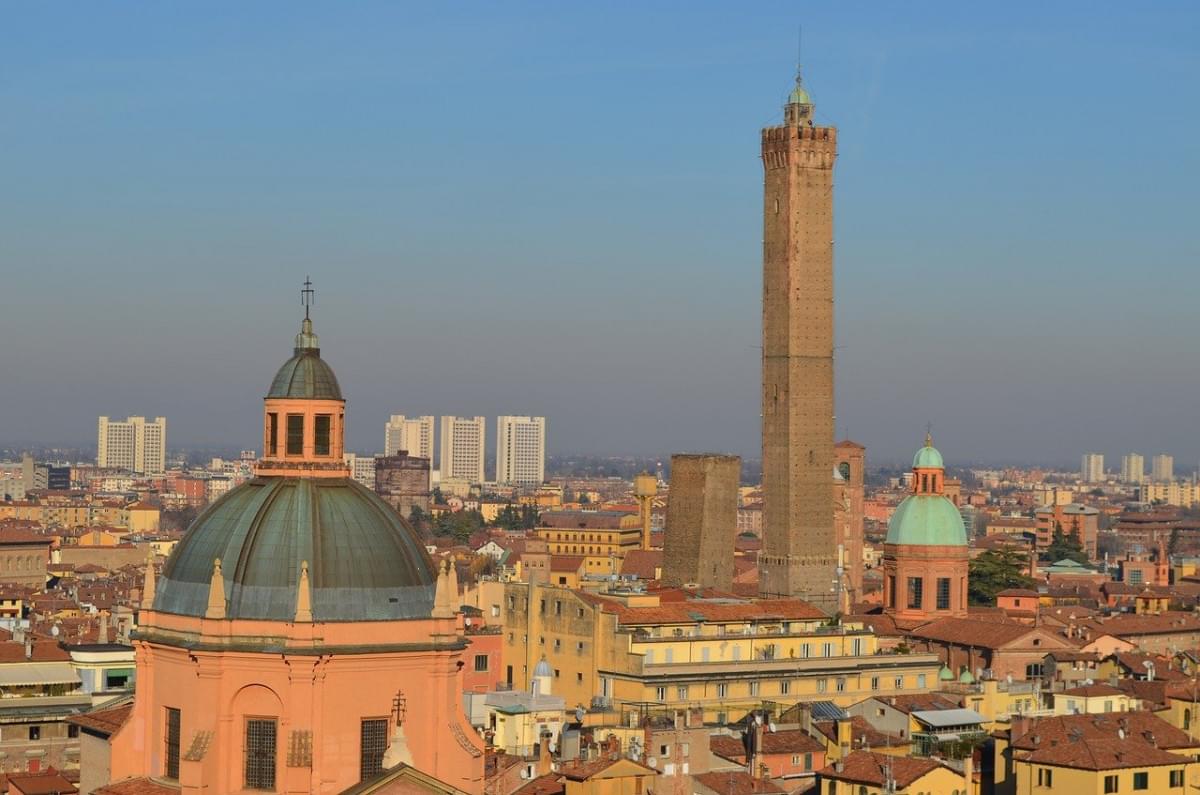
xmin=257 ymin=279 xmax=349 ymax=478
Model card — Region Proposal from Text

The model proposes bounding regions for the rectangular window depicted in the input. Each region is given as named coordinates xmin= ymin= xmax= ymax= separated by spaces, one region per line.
xmin=1133 ymin=771 xmax=1148 ymax=790
xmin=895 ymin=676 xmax=904 ymax=690
xmin=1171 ymin=769 xmax=1184 ymax=787
xmin=245 ymin=718 xmax=277 ymax=791
xmin=917 ymin=674 xmax=927 ymax=689
xmin=165 ymin=707 xmax=181 ymax=780
xmin=749 ymin=681 xmax=759 ymax=696
xmin=780 ymin=680 xmax=791 ymax=695
xmin=816 ymin=679 xmax=826 ymax=693
xmin=1038 ymin=768 xmax=1053 ymax=787
xmin=286 ymin=415 xmax=304 ymax=456
xmin=937 ymin=577 xmax=951 ymax=610
xmin=360 ymin=718 xmax=388 ymax=781
xmin=836 ymin=677 xmax=846 ymax=692
xmin=267 ymin=413 xmax=278 ymax=456
xmin=804 ymin=752 xmax=812 ymax=771
xmin=907 ymin=576 xmax=923 ymax=609
xmin=314 ymin=415 xmax=331 ymax=456
xmin=1104 ymin=775 xmax=1118 ymax=793
xmin=28 ymin=726 xmax=39 ymax=740
xmin=716 ymin=683 xmax=728 ymax=698
xmin=871 ymin=676 xmax=880 ymax=690
xmin=677 ymin=686 xmax=688 ymax=700
xmin=888 ymin=575 xmax=896 ymax=608
xmin=474 ymin=654 xmax=489 ymax=672
xmin=655 ymin=686 xmax=667 ymax=701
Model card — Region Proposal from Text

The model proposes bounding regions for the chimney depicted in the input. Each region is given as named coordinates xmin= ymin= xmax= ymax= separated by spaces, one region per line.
xmin=836 ymin=717 xmax=853 ymax=760
xmin=536 ymin=733 xmax=552 ymax=776
xmin=963 ymin=750 xmax=975 ymax=793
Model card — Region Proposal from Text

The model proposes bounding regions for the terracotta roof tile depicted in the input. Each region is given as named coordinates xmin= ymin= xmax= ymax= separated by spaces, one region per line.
xmin=692 ymin=771 xmax=784 ymax=795
xmin=817 ymin=751 xmax=947 ymax=788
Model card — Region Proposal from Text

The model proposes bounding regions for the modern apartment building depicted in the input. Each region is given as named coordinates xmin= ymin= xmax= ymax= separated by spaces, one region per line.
xmin=1080 ymin=453 xmax=1104 ymax=483
xmin=1152 ymin=454 xmax=1175 ymax=482
xmin=97 ymin=416 xmax=167 ymax=474
xmin=495 ymin=415 xmax=546 ymax=486
xmin=1121 ymin=454 xmax=1145 ymax=484
xmin=383 ymin=414 xmax=434 ymax=459
xmin=439 ymin=416 xmax=485 ymax=483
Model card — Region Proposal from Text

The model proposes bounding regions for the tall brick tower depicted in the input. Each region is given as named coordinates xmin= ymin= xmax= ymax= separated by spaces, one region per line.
xmin=758 ymin=65 xmax=839 ymax=610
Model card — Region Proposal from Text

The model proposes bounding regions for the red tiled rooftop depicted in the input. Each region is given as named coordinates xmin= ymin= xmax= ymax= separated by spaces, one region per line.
xmin=817 ymin=751 xmax=946 ymax=788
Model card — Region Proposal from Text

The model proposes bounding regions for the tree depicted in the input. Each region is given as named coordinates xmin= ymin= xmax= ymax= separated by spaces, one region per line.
xmin=968 ymin=548 xmax=1035 ymax=606
xmin=1045 ymin=527 xmax=1088 ymax=565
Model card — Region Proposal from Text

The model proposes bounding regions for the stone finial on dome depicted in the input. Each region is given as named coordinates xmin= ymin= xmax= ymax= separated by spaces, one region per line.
xmin=205 ymin=558 xmax=227 ymax=620
xmin=141 ymin=549 xmax=156 ymax=610
xmin=432 ymin=559 xmax=454 ymax=619
xmin=295 ymin=560 xmax=313 ymax=623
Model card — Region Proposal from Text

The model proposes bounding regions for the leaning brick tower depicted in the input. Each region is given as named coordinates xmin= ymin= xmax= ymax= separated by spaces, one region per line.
xmin=758 ymin=65 xmax=839 ymax=610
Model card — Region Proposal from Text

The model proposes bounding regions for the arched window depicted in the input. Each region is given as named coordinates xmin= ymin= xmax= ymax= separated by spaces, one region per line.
xmin=921 ymin=474 xmax=929 ymax=493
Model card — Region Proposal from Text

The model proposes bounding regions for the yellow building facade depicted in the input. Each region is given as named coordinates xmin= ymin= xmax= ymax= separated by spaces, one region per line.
xmin=502 ymin=582 xmax=941 ymax=723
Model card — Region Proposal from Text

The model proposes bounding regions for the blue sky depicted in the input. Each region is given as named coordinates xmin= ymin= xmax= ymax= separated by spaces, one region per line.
xmin=1 ymin=2 xmax=1197 ymax=467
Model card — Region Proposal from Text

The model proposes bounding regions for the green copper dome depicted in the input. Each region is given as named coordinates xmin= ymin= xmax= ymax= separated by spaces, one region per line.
xmin=788 ymin=83 xmax=812 ymax=106
xmin=267 ymin=317 xmax=343 ymax=400
xmin=913 ymin=439 xmax=944 ymax=469
xmin=885 ymin=494 xmax=967 ymax=546
xmin=939 ymin=665 xmax=954 ymax=682
xmin=154 ymin=477 xmax=435 ymax=621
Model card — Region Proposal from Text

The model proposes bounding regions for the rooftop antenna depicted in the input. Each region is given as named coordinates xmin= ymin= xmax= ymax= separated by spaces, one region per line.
xmin=301 ymin=276 xmax=315 ymax=320
xmin=796 ymin=25 xmax=804 ymax=85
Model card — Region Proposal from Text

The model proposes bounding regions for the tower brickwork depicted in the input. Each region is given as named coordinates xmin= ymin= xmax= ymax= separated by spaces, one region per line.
xmin=759 ymin=72 xmax=839 ymax=609
xmin=662 ymin=454 xmax=741 ymax=591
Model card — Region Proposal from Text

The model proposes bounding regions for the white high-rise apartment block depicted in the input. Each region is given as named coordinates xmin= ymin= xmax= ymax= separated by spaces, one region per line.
xmin=1081 ymin=453 xmax=1105 ymax=483
xmin=384 ymin=415 xmax=434 ymax=459
xmin=1152 ymin=454 xmax=1175 ymax=483
xmin=1121 ymin=454 xmax=1145 ymax=484
xmin=343 ymin=453 xmax=378 ymax=488
xmin=98 ymin=416 xmax=167 ymax=474
xmin=439 ymin=416 xmax=485 ymax=483
xmin=496 ymin=416 xmax=546 ymax=486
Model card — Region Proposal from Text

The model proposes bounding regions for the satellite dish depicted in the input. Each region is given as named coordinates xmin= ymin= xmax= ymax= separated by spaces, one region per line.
xmin=50 ymin=625 xmax=60 ymax=637
xmin=768 ymin=722 xmax=777 ymax=733
xmin=648 ymin=757 xmax=657 ymax=768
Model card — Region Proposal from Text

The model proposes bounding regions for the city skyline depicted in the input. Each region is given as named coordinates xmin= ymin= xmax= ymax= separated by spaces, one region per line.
xmin=3 ymin=3 xmax=1198 ymax=466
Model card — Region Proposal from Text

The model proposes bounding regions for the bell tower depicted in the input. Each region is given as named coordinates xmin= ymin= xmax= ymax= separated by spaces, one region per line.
xmin=758 ymin=63 xmax=839 ymax=609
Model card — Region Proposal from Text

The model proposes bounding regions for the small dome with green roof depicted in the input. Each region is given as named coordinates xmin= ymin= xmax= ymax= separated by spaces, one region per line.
xmin=939 ymin=665 xmax=954 ymax=682
xmin=788 ymin=82 xmax=812 ymax=106
xmin=885 ymin=496 xmax=967 ymax=546
xmin=885 ymin=433 xmax=967 ymax=547
xmin=913 ymin=433 xmax=944 ymax=469
xmin=958 ymin=667 xmax=975 ymax=684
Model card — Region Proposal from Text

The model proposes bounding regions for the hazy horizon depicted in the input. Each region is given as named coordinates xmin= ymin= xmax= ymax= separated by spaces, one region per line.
xmin=3 ymin=2 xmax=1197 ymax=467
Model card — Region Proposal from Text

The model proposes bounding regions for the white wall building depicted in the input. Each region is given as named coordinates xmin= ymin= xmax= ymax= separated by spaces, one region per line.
xmin=1080 ymin=453 xmax=1104 ymax=483
xmin=1152 ymin=454 xmax=1174 ymax=483
xmin=384 ymin=415 xmax=434 ymax=459
xmin=439 ymin=416 xmax=485 ymax=483
xmin=1121 ymin=454 xmax=1145 ymax=485
xmin=97 ymin=416 xmax=167 ymax=474
xmin=343 ymin=453 xmax=378 ymax=488
xmin=495 ymin=416 xmax=546 ymax=486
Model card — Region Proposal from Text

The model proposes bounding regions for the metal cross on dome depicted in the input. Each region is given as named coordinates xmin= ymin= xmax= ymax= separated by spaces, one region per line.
xmin=301 ymin=276 xmax=315 ymax=319
xmin=392 ymin=690 xmax=407 ymax=726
